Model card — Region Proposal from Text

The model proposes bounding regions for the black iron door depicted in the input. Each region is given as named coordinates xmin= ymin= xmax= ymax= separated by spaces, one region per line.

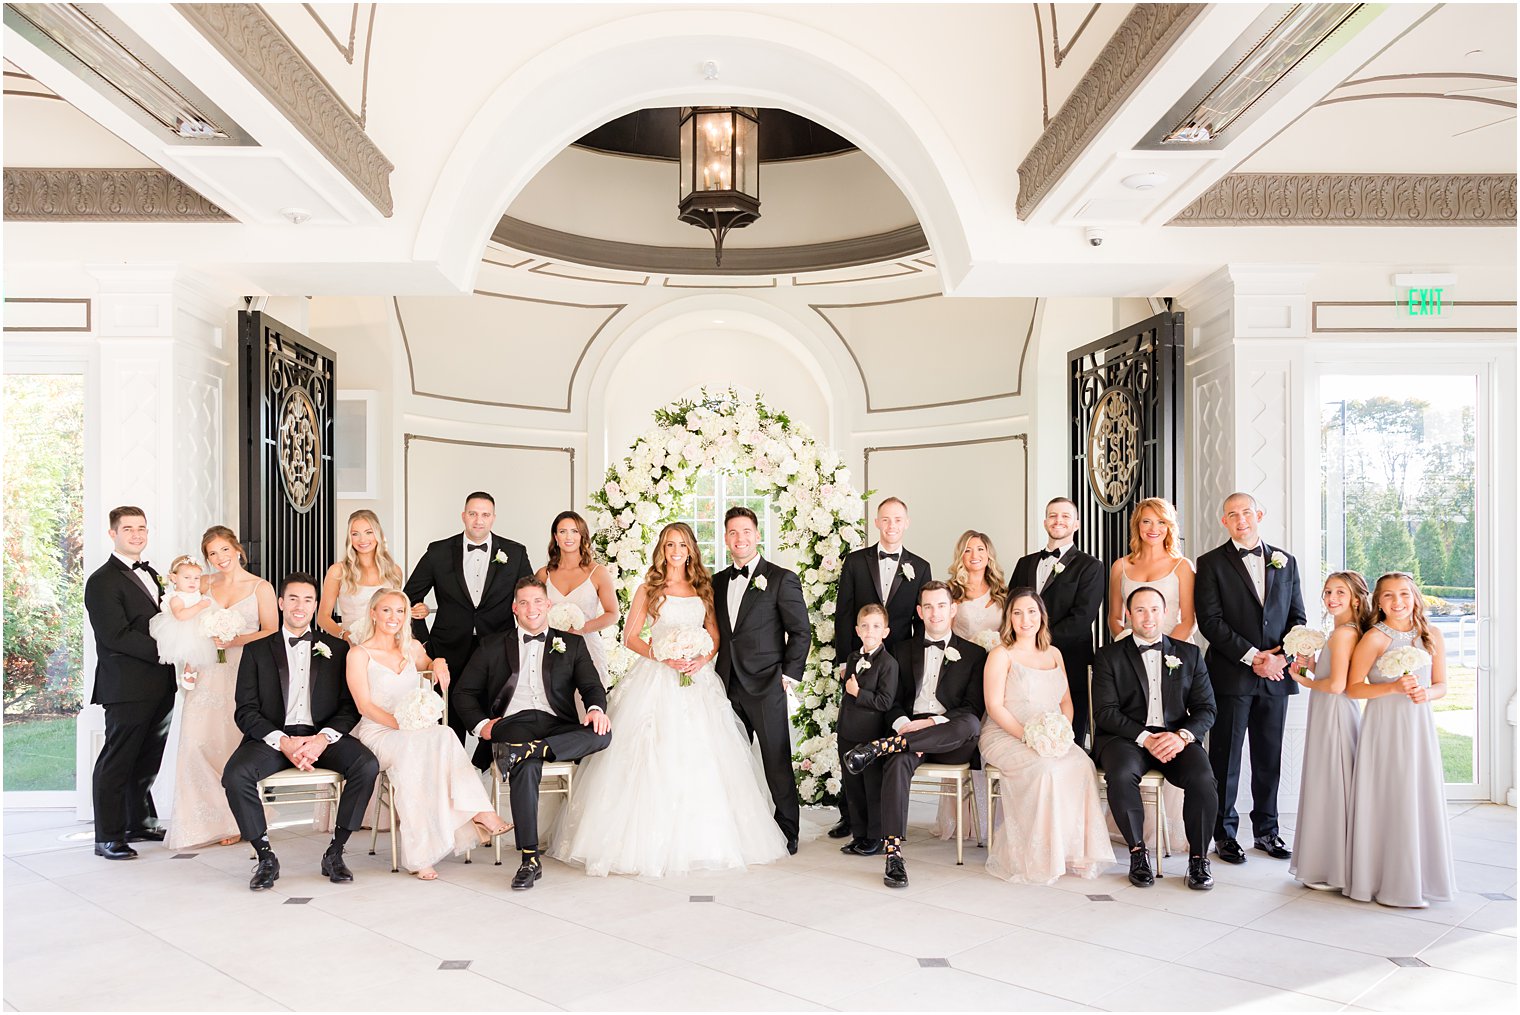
xmin=1069 ymin=311 xmax=1184 ymax=582
xmin=239 ymin=311 xmax=335 ymax=584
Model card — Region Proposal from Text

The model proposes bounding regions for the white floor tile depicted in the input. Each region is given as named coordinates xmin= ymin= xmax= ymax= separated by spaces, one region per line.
xmin=1246 ymin=896 xmax=1457 ymax=958
xmin=705 ymin=926 xmax=919 ymax=1004
xmin=1454 ymin=859 xmax=1519 ymax=895
xmin=833 ymin=966 xmax=1096 ymax=1011
xmin=1460 ymin=898 xmax=1518 ymax=938
xmin=1025 ymin=893 xmax=1235 ymax=961
xmin=808 ymin=896 xmax=1016 ymax=959
xmin=469 ymin=926 xmax=689 ymax=1006
xmin=1107 ymin=878 xmax=1296 ymax=925
xmin=596 ymin=893 xmax=797 ymax=961
xmin=951 ymin=926 xmax=1164 ymax=1005
xmin=564 ymin=964 xmax=826 ymax=1011
xmin=1348 ymin=965 xmax=1520 ymax=1011
xmin=909 ymin=875 xmax=1094 ymax=927
xmin=1417 ymin=926 xmax=1519 ymax=983
xmin=1090 ymin=963 xmax=1343 ymax=1011
xmin=1451 ymin=834 xmax=1520 ymax=869
xmin=1177 ymin=926 xmax=1398 ymax=1004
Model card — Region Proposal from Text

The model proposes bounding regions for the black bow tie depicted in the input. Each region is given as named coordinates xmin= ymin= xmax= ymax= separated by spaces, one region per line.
xmin=1238 ymin=545 xmax=1263 ymax=558
xmin=925 ymin=638 xmax=947 ymax=651
xmin=522 ymin=632 xmax=546 ymax=644
xmin=131 ymin=560 xmax=151 ymax=571
xmin=1040 ymin=548 xmax=1063 ymax=560
xmin=878 ymin=550 xmax=900 ymax=561
xmin=1135 ymin=641 xmax=1162 ymax=654
xmin=467 ymin=542 xmax=488 ymax=553
xmin=732 ymin=564 xmax=750 ymax=579
xmin=287 ymin=632 xmax=313 ymax=647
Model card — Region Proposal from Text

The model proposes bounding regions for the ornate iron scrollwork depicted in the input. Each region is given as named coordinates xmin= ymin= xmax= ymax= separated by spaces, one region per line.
xmin=277 ymin=386 xmax=322 ymax=512
xmin=1086 ymin=387 xmax=1142 ymax=510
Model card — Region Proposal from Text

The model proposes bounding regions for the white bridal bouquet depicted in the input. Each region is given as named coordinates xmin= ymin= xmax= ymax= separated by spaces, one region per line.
xmin=974 ymin=629 xmax=1002 ymax=652
xmin=1377 ymin=645 xmax=1433 ymax=687
xmin=1022 ymin=712 xmax=1075 ymax=759
xmin=198 ymin=607 xmax=244 ymax=663
xmin=393 ymin=686 xmax=444 ymax=730
xmin=546 ymin=602 xmax=587 ymax=632
xmin=652 ymin=627 xmax=714 ymax=687
xmin=1282 ymin=625 xmax=1328 ymax=659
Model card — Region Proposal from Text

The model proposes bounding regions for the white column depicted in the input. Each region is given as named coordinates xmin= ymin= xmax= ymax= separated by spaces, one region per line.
xmin=1177 ymin=265 xmax=1315 ymax=818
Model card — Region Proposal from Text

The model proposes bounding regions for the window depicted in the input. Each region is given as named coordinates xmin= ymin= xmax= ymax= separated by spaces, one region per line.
xmin=683 ymin=469 xmax=776 ymax=571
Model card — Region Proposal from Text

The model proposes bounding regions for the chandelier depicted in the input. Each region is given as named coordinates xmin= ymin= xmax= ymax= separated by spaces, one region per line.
xmin=677 ymin=107 xmax=760 ymax=267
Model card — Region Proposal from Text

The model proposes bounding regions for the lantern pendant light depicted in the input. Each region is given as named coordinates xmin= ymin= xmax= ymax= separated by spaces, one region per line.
xmin=677 ymin=106 xmax=760 ymax=266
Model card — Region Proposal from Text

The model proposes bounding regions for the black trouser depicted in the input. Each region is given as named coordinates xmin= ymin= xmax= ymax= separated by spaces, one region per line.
xmin=838 ymin=735 xmax=885 ymax=841
xmin=1064 ymin=660 xmax=1092 ymax=751
xmin=1209 ymin=692 xmax=1287 ymax=841
xmin=221 ymin=727 xmax=379 ymax=844
xmin=492 ymin=709 xmax=611 ymax=851
xmin=1099 ymin=736 xmax=1217 ymax=857
xmin=878 ymin=713 xmax=981 ymax=840
xmin=93 ymin=690 xmax=175 ymax=843
xmin=728 ymin=683 xmax=801 ymax=842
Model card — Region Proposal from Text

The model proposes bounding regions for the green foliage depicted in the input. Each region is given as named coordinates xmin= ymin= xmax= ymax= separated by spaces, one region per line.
xmin=1415 ymin=518 xmax=1450 ymax=590
xmin=1422 ymin=586 xmax=1475 ymax=600
xmin=2 ymin=716 xmax=77 ymax=791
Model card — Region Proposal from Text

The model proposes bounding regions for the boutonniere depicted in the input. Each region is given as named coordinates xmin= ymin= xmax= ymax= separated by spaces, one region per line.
xmin=1268 ymin=551 xmax=1287 ymax=570
xmin=313 ymin=642 xmax=332 ymax=659
xmin=1164 ymin=654 xmax=1180 ymax=671
xmin=494 ymin=549 xmax=509 ymax=565
xmin=944 ymin=645 xmax=962 ymax=662
xmin=901 ymin=562 xmax=916 ymax=581
xmin=551 ymin=637 xmax=566 ymax=654
xmin=1052 ymin=561 xmax=1066 ymax=575
xmin=856 ymin=658 xmax=872 ymax=673
xmin=155 ymin=574 xmax=167 ymax=589
xmin=753 ymin=575 xmax=768 ymax=591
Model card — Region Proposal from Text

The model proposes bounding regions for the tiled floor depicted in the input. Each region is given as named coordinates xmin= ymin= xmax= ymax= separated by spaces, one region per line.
xmin=2 ymin=801 xmax=1514 ymax=1011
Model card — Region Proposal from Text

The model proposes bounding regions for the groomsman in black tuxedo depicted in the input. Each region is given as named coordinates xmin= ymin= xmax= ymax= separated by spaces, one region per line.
xmin=84 ymin=506 xmax=177 ymax=859
xmin=713 ymin=507 xmax=810 ymax=852
xmin=453 ymin=577 xmax=611 ymax=890
xmin=830 ymin=496 xmax=931 ymax=838
xmin=843 ymin=581 xmax=986 ymax=888
xmin=1093 ymin=586 xmax=1218 ymax=891
xmin=222 ymin=574 xmax=378 ymax=891
xmin=1009 ymin=496 xmax=1106 ymax=749
xmin=404 ymin=491 xmax=532 ymax=748
xmin=1194 ymin=492 xmax=1307 ymax=866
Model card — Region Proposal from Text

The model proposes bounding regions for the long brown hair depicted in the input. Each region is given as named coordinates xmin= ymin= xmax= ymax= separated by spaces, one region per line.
xmin=999 ymin=587 xmax=1052 ymax=651
xmin=339 ymin=510 xmax=403 ymax=594
xmin=1324 ymin=570 xmax=1374 ymax=633
xmin=201 ymin=525 xmax=246 ymax=565
xmin=1127 ymin=497 xmax=1182 ymax=561
xmin=1372 ymin=572 xmax=1435 ymax=651
xmin=644 ymin=522 xmax=714 ymax=623
xmin=947 ymin=529 xmax=1008 ymax=609
xmin=546 ymin=511 xmax=595 ymax=574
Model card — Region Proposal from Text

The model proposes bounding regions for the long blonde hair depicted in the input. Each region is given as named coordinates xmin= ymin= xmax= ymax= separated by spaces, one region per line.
xmin=1372 ymin=572 xmax=1435 ymax=651
xmin=1127 ymin=497 xmax=1182 ymax=561
xmin=1324 ymin=570 xmax=1374 ymax=633
xmin=347 ymin=587 xmax=413 ymax=653
xmin=947 ymin=529 xmax=1008 ymax=609
xmin=644 ymin=522 xmax=714 ymax=623
xmin=340 ymin=510 xmax=403 ymax=594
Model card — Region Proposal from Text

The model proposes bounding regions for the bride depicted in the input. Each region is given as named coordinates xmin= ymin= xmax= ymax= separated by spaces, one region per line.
xmin=551 ymin=522 xmax=790 ymax=877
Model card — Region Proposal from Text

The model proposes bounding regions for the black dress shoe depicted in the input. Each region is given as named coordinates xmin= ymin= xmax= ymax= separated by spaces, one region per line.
xmin=93 ymin=840 xmax=138 ymax=861
xmin=826 ymin=818 xmax=852 ymax=839
xmin=1187 ymin=856 xmax=1215 ymax=890
xmin=320 ymin=846 xmax=353 ymax=883
xmin=249 ymin=853 xmax=280 ymax=891
xmin=843 ymin=742 xmax=885 ymax=775
xmin=883 ymin=854 xmax=908 ymax=888
xmin=786 ymin=838 xmax=799 ymax=855
xmin=842 ymin=838 xmax=885 ymax=856
xmin=1214 ymin=838 xmax=1247 ymax=865
xmin=1253 ymin=835 xmax=1292 ymax=860
xmin=126 ymin=827 xmax=167 ymax=843
xmin=511 ymin=858 xmax=542 ymax=890
xmin=1127 ymin=848 xmax=1154 ymax=888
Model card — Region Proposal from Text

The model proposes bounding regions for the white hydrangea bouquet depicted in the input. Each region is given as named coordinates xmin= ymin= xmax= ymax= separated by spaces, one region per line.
xmin=652 ymin=627 xmax=714 ymax=687
xmin=1377 ymin=645 xmax=1433 ymax=688
xmin=393 ymin=686 xmax=444 ymax=730
xmin=198 ymin=607 xmax=245 ymax=663
xmin=546 ymin=602 xmax=587 ymax=633
xmin=1282 ymin=625 xmax=1328 ymax=676
xmin=1022 ymin=712 xmax=1075 ymax=758
xmin=974 ymin=629 xmax=1002 ymax=652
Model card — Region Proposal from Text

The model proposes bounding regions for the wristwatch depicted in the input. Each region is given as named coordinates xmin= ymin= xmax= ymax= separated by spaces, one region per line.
xmin=1177 ymin=729 xmax=1196 ymax=745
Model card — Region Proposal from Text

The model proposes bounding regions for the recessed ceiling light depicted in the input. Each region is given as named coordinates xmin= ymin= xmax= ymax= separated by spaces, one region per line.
xmin=713 ymin=319 xmax=726 ymax=324
xmin=1121 ymin=171 xmax=1168 ymax=191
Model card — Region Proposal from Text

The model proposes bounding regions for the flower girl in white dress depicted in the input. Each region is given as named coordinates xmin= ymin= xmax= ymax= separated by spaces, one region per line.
xmin=551 ymin=522 xmax=789 ymax=877
xmin=148 ymin=555 xmax=218 ymax=687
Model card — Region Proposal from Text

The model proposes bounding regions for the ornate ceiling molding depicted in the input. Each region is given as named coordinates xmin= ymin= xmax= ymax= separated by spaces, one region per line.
xmin=1017 ymin=3 xmax=1202 ymax=219
xmin=174 ymin=2 xmax=394 ymax=215
xmin=1168 ymin=173 xmax=1518 ymax=226
xmin=3 ymin=167 xmax=231 ymax=221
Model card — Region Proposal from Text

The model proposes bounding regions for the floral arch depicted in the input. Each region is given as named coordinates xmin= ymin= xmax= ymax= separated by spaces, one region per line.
xmin=588 ymin=390 xmax=862 ymax=804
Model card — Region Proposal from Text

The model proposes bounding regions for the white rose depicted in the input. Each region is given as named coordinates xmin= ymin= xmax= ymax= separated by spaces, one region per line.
xmin=821 ymin=600 xmax=836 ymax=616
xmin=818 ymin=621 xmax=835 ymax=642
xmin=617 ymin=508 xmax=635 ymax=527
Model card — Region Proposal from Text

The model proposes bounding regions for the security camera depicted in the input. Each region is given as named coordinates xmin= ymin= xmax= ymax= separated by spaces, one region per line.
xmin=1085 ymin=227 xmax=1105 ymax=248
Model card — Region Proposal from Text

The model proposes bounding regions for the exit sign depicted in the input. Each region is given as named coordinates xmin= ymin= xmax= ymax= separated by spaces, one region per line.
xmin=1405 ymin=287 xmax=1447 ymax=316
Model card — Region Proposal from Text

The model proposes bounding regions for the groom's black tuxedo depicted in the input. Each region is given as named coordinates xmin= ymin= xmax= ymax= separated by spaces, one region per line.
xmin=1010 ymin=546 xmax=1105 ymax=747
xmin=1092 ymin=636 xmax=1217 ymax=854
xmin=1194 ymin=539 xmax=1307 ymax=844
xmin=714 ymin=557 xmax=809 ymax=843
xmin=222 ymin=629 xmax=379 ymax=841
xmin=84 ymin=555 xmax=177 ymax=844
xmin=453 ymin=628 xmax=611 ymax=852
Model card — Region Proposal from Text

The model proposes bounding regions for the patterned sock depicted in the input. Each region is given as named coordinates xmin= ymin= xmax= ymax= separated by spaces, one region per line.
xmin=884 ymin=835 xmax=902 ymax=856
xmin=872 ymin=734 xmax=910 ymax=756
xmin=521 ymin=847 xmax=541 ymax=866
xmin=251 ymin=836 xmax=273 ymax=857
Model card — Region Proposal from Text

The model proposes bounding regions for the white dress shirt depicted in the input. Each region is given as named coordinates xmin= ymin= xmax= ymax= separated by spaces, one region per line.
xmin=114 ymin=551 xmax=159 ymax=599
xmin=1133 ymin=639 xmax=1165 ymax=746
xmin=1036 ymin=540 xmax=1074 ymax=592
xmin=503 ymin=630 xmax=550 ymax=718
xmin=1232 ymin=539 xmax=1266 ymax=665
xmin=263 ymin=627 xmax=341 ymax=750
xmin=727 ymin=554 xmax=760 ymax=629
xmin=876 ymin=546 xmax=902 ymax=604
xmin=463 ymin=533 xmax=491 ymax=606
xmin=893 ymin=636 xmax=951 ymax=732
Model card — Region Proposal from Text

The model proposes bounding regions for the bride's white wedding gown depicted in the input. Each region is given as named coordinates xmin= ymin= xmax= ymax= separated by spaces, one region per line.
xmin=550 ymin=595 xmax=790 ymax=877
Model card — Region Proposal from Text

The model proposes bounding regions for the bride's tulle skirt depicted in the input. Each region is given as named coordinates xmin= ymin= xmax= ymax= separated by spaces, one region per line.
xmin=549 ymin=655 xmax=790 ymax=878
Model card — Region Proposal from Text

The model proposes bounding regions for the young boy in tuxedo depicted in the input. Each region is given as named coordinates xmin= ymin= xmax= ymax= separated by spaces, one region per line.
xmin=836 ymin=604 xmax=900 ymax=857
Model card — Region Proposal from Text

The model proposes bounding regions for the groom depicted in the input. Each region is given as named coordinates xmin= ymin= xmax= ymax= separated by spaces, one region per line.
xmin=713 ymin=506 xmax=810 ymax=853
xmin=453 ymin=577 xmax=611 ymax=889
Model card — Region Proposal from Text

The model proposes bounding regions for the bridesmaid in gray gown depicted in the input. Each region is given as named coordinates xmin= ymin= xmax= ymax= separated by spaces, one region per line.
xmin=1344 ymin=572 xmax=1455 ymax=908
xmin=1288 ymin=571 xmax=1370 ymax=892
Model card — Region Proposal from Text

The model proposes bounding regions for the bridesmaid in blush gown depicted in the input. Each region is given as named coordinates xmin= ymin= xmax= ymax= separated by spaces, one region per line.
xmin=537 ymin=511 xmax=619 ymax=687
xmin=981 ymin=589 xmax=1111 ymax=884
xmin=1344 ymin=573 xmax=1455 ymax=908
xmin=347 ymin=589 xmax=509 ymax=879
xmin=168 ymin=526 xmax=277 ymax=850
xmin=1288 ymin=571 xmax=1369 ymax=892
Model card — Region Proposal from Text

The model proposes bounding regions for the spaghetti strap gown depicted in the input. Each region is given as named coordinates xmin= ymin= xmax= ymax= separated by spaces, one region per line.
xmin=1289 ymin=627 xmax=1361 ymax=890
xmin=547 ymin=567 xmax=610 ymax=686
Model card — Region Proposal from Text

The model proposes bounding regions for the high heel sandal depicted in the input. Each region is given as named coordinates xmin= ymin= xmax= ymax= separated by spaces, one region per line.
xmin=473 ymin=819 xmax=513 ymax=845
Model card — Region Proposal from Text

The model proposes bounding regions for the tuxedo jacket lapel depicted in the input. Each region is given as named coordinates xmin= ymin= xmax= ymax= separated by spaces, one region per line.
xmin=910 ymin=638 xmax=926 ymax=704
xmin=493 ymin=634 xmax=522 ymax=715
xmin=1224 ymin=543 xmax=1264 ymax=606
xmin=1040 ymin=554 xmax=1072 ymax=595
xmin=450 ymin=538 xmax=473 ymax=605
xmin=732 ymin=560 xmax=764 ymax=633
xmin=479 ymin=535 xmax=506 ymax=603
xmin=1261 ymin=543 xmax=1278 ymax=607
xmin=1123 ymin=637 xmax=1150 ymax=702
xmin=111 ymin=556 xmax=160 ymax=612
xmin=271 ymin=638 xmax=291 ymax=711
xmin=886 ymin=559 xmax=906 ymax=606
xmin=866 ymin=546 xmax=886 ymax=604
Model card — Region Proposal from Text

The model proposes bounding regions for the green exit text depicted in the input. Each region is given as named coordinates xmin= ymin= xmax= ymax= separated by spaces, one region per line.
xmin=1406 ymin=288 xmax=1446 ymax=316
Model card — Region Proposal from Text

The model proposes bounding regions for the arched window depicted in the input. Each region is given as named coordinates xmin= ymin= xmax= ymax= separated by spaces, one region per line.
xmin=683 ymin=468 xmax=776 ymax=570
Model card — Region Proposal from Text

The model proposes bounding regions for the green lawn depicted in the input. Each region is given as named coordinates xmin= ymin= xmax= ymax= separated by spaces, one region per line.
xmin=1439 ymin=727 xmax=1474 ymax=785
xmin=3 ymin=716 xmax=76 ymax=791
